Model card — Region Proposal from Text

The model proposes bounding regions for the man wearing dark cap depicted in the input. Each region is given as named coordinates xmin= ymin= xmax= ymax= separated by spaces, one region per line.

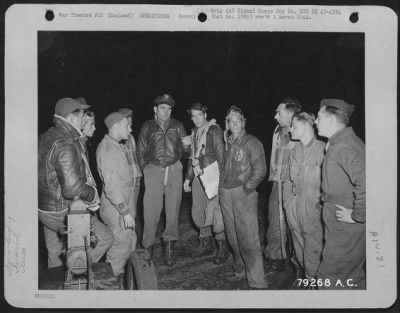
xmin=220 ymin=106 xmax=268 ymax=289
xmin=137 ymin=94 xmax=190 ymax=266
xmin=38 ymin=97 xmax=112 ymax=268
xmin=183 ymin=102 xmax=229 ymax=264
xmin=264 ymin=97 xmax=302 ymax=274
xmin=96 ymin=110 xmax=139 ymax=277
xmin=315 ymin=99 xmax=366 ymax=289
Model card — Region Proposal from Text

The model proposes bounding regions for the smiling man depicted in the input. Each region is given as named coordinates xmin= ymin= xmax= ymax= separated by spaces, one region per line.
xmin=137 ymin=94 xmax=190 ymax=266
xmin=183 ymin=102 xmax=228 ymax=265
xmin=220 ymin=105 xmax=268 ymax=289
xmin=315 ymin=99 xmax=366 ymax=289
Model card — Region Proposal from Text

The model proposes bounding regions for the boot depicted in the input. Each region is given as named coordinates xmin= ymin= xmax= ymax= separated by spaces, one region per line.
xmin=143 ymin=245 xmax=154 ymax=261
xmin=214 ymin=240 xmax=230 ymax=265
xmin=192 ymin=237 xmax=213 ymax=258
xmin=265 ymin=258 xmax=286 ymax=274
xmin=291 ymin=264 xmax=306 ymax=289
xmin=163 ymin=240 xmax=176 ymax=266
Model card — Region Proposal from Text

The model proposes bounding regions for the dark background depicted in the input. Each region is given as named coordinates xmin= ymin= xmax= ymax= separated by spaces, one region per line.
xmin=38 ymin=31 xmax=365 ymax=193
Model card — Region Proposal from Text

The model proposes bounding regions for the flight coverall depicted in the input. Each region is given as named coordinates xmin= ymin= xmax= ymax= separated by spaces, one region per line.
xmin=264 ymin=126 xmax=296 ymax=261
xmin=317 ymin=127 xmax=366 ymax=289
xmin=96 ymin=134 xmax=140 ymax=275
xmin=286 ymin=137 xmax=325 ymax=278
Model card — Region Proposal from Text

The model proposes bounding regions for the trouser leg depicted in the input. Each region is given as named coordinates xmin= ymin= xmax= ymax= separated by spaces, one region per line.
xmin=191 ymin=177 xmax=212 ymax=238
xmin=317 ymin=203 xmax=366 ymax=289
xmin=233 ymin=188 xmax=266 ymax=288
xmin=142 ymin=164 xmax=164 ymax=248
xmin=264 ymin=182 xmax=286 ymax=260
xmin=43 ymin=226 xmax=64 ymax=268
xmin=301 ymin=199 xmax=323 ymax=278
xmin=38 ymin=211 xmax=67 ymax=268
xmin=89 ymin=214 xmax=113 ymax=263
xmin=285 ymin=197 xmax=305 ymax=271
xmin=100 ymin=202 xmax=136 ymax=275
xmin=215 ymin=230 xmax=226 ymax=241
xmin=163 ymin=162 xmax=183 ymax=241
xmin=220 ymin=188 xmax=244 ymax=274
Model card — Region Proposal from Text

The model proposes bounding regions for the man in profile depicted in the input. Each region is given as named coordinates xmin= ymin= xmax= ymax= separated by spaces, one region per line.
xmin=38 ymin=97 xmax=112 ymax=268
xmin=96 ymin=110 xmax=138 ymax=278
xmin=264 ymin=97 xmax=302 ymax=273
xmin=315 ymin=99 xmax=366 ymax=289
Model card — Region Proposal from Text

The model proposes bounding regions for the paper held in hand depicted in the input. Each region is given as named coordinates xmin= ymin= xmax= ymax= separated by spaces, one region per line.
xmin=198 ymin=161 xmax=219 ymax=199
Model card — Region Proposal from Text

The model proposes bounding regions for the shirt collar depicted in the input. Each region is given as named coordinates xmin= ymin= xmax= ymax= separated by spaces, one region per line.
xmin=329 ymin=127 xmax=354 ymax=146
xmin=304 ymin=136 xmax=315 ymax=148
xmin=104 ymin=133 xmax=125 ymax=147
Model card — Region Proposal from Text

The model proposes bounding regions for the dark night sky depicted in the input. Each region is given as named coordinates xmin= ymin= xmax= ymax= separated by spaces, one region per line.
xmin=38 ymin=31 xmax=364 ymax=191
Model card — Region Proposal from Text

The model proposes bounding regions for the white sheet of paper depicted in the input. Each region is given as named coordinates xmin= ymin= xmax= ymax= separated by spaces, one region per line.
xmin=199 ymin=161 xmax=219 ymax=199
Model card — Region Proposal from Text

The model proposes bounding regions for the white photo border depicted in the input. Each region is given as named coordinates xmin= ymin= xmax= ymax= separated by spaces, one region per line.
xmin=4 ymin=4 xmax=398 ymax=309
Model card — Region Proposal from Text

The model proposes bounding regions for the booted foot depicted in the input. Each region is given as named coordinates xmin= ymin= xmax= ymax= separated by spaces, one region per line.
xmin=233 ymin=270 xmax=246 ymax=279
xmin=192 ymin=237 xmax=213 ymax=258
xmin=265 ymin=258 xmax=286 ymax=274
xmin=143 ymin=246 xmax=154 ymax=261
xmin=214 ymin=240 xmax=230 ymax=265
xmin=248 ymin=281 xmax=269 ymax=289
xmin=163 ymin=240 xmax=176 ymax=266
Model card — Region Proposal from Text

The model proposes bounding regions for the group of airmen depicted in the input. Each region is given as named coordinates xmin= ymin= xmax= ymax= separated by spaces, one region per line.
xmin=38 ymin=94 xmax=365 ymax=290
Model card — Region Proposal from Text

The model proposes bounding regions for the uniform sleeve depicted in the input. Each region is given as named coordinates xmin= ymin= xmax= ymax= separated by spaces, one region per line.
xmin=244 ymin=138 xmax=267 ymax=193
xmin=55 ymin=139 xmax=96 ymax=202
xmin=137 ymin=123 xmax=149 ymax=170
xmin=211 ymin=126 xmax=225 ymax=176
xmin=339 ymin=147 xmax=366 ymax=223
xmin=96 ymin=144 xmax=129 ymax=216
xmin=287 ymin=148 xmax=297 ymax=195
xmin=210 ymin=126 xmax=225 ymax=185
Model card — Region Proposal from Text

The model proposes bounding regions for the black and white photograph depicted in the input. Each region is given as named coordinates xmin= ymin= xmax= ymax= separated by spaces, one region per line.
xmin=4 ymin=3 xmax=397 ymax=309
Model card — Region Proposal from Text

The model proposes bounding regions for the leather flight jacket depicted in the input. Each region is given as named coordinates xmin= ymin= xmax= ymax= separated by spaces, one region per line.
xmin=137 ymin=118 xmax=189 ymax=169
xmin=38 ymin=117 xmax=96 ymax=212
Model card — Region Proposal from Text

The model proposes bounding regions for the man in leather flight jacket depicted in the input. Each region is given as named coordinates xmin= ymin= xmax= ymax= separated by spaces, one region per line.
xmin=38 ymin=98 xmax=111 ymax=268
xmin=137 ymin=94 xmax=190 ymax=266
xmin=220 ymin=106 xmax=269 ymax=289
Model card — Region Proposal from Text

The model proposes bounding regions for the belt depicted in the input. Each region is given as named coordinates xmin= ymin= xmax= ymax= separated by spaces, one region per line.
xmin=38 ymin=207 xmax=68 ymax=215
xmin=321 ymin=193 xmax=352 ymax=204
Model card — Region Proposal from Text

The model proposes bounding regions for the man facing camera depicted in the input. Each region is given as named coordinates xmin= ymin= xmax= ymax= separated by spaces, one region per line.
xmin=220 ymin=106 xmax=268 ymax=289
xmin=137 ymin=94 xmax=190 ymax=266
xmin=183 ymin=102 xmax=229 ymax=265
